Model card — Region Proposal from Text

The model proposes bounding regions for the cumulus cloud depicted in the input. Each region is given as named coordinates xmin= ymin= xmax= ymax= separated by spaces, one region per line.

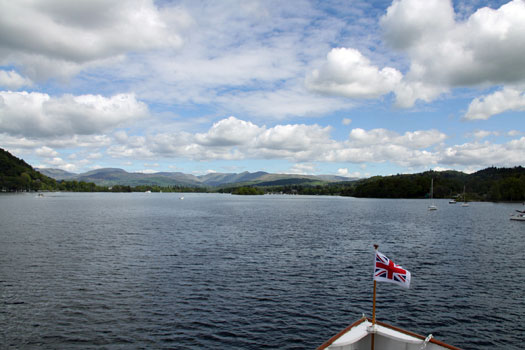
xmin=348 ymin=128 xmax=446 ymax=148
xmin=195 ymin=117 xmax=262 ymax=147
xmin=0 ymin=70 xmax=32 ymax=89
xmin=215 ymin=88 xmax=354 ymax=120
xmin=440 ymin=137 xmax=525 ymax=167
xmin=99 ymin=117 xmax=450 ymax=170
xmin=7 ymin=112 xmax=523 ymax=174
xmin=308 ymin=0 xmax=525 ymax=109
xmin=468 ymin=130 xmax=499 ymax=139
xmin=35 ymin=146 xmax=59 ymax=158
xmin=337 ymin=168 xmax=349 ymax=176
xmin=289 ymin=163 xmax=317 ymax=175
xmin=319 ymin=128 xmax=446 ymax=166
xmin=464 ymin=87 xmax=525 ymax=120
xmin=0 ymin=91 xmax=149 ymax=137
xmin=36 ymin=156 xmax=84 ymax=172
xmin=257 ymin=123 xmax=334 ymax=152
xmin=382 ymin=0 xmax=525 ymax=107
xmin=381 ymin=0 xmax=455 ymax=51
xmin=305 ymin=48 xmax=402 ymax=99
xmin=118 ymin=0 xmax=361 ymax=119
xmin=508 ymin=130 xmax=523 ymax=136
xmin=0 ymin=0 xmax=186 ymax=80
xmin=337 ymin=168 xmax=366 ymax=178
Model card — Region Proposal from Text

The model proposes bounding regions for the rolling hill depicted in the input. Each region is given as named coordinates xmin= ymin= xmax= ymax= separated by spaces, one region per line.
xmin=37 ymin=167 xmax=352 ymax=187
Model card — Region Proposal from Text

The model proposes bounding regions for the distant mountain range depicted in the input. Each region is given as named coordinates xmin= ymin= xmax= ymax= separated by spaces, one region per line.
xmin=37 ymin=167 xmax=352 ymax=187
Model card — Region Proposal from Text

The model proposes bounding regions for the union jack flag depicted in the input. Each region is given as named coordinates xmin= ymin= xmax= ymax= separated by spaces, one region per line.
xmin=374 ymin=251 xmax=411 ymax=288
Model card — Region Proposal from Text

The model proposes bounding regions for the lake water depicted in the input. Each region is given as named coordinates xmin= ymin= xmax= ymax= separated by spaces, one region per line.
xmin=1 ymin=193 xmax=524 ymax=349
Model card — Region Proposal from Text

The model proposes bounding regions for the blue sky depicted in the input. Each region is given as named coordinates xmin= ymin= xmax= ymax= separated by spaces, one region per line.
xmin=0 ymin=0 xmax=523 ymax=177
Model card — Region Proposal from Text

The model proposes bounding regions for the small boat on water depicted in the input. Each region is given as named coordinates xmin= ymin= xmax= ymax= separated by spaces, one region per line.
xmin=510 ymin=210 xmax=525 ymax=221
xmin=448 ymin=199 xmax=456 ymax=204
xmin=317 ymin=316 xmax=460 ymax=350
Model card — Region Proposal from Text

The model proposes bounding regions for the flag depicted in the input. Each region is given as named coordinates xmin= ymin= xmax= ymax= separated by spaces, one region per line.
xmin=374 ymin=251 xmax=411 ymax=288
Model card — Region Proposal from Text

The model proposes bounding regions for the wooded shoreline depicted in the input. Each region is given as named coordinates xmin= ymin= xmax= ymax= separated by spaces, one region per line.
xmin=2 ymin=148 xmax=524 ymax=201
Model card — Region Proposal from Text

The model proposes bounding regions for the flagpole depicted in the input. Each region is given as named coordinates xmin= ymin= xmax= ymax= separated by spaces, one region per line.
xmin=371 ymin=244 xmax=378 ymax=350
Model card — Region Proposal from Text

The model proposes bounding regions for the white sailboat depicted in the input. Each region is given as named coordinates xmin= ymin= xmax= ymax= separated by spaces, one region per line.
xmin=428 ymin=178 xmax=437 ymax=210
xmin=461 ymin=185 xmax=469 ymax=207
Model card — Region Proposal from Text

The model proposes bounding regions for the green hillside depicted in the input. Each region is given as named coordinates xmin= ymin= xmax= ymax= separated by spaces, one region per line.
xmin=345 ymin=168 xmax=525 ymax=201
xmin=0 ymin=148 xmax=57 ymax=191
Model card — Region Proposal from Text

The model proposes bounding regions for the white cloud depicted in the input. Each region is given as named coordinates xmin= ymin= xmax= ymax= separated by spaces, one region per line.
xmin=105 ymin=1 xmax=358 ymax=120
xmin=342 ymin=170 xmax=366 ymax=178
xmin=465 ymin=87 xmax=525 ymax=120
xmin=0 ymin=91 xmax=149 ymax=137
xmin=306 ymin=48 xmax=402 ymax=99
xmin=35 ymin=146 xmax=58 ymax=158
xmin=508 ymin=130 xmax=523 ymax=136
xmin=39 ymin=156 xmax=81 ymax=172
xmin=195 ymin=117 xmax=262 ymax=147
xmin=215 ymin=88 xmax=354 ymax=119
xmin=97 ymin=117 xmax=450 ymax=170
xmin=0 ymin=70 xmax=32 ymax=89
xmin=393 ymin=81 xmax=446 ymax=108
xmin=342 ymin=118 xmax=352 ymax=126
xmin=337 ymin=168 xmax=349 ymax=176
xmin=468 ymin=130 xmax=499 ymax=139
xmin=440 ymin=137 xmax=525 ymax=167
xmin=318 ymin=128 xmax=446 ymax=167
xmin=288 ymin=163 xmax=317 ymax=175
xmin=87 ymin=152 xmax=103 ymax=160
xmin=432 ymin=166 xmax=453 ymax=172
xmin=257 ymin=124 xmax=333 ymax=152
xmin=136 ymin=169 xmax=158 ymax=174
xmin=381 ymin=0 xmax=455 ymax=51
xmin=309 ymin=0 xmax=525 ymax=108
xmin=382 ymin=0 xmax=525 ymax=107
xmin=0 ymin=0 xmax=186 ymax=81
xmin=348 ymin=128 xmax=446 ymax=148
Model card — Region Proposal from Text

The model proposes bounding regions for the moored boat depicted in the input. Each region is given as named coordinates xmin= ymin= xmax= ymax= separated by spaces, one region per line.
xmin=460 ymin=186 xmax=469 ymax=207
xmin=428 ymin=178 xmax=437 ymax=210
xmin=510 ymin=210 xmax=525 ymax=221
xmin=317 ymin=316 xmax=460 ymax=350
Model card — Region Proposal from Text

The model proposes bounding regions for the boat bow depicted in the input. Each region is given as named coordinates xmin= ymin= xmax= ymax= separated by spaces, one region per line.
xmin=318 ymin=317 xmax=460 ymax=350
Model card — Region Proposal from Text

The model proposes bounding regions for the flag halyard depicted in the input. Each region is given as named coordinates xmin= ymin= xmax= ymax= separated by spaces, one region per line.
xmin=374 ymin=251 xmax=411 ymax=289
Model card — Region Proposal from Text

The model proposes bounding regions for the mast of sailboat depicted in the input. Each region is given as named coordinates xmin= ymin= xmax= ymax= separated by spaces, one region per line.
xmin=371 ymin=244 xmax=378 ymax=350
xmin=431 ymin=178 xmax=434 ymax=202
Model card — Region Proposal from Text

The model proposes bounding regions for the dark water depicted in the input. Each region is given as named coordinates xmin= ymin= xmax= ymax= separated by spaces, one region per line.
xmin=1 ymin=193 xmax=524 ymax=349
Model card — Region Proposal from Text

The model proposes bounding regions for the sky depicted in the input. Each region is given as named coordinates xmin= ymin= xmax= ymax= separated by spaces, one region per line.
xmin=0 ymin=0 xmax=524 ymax=178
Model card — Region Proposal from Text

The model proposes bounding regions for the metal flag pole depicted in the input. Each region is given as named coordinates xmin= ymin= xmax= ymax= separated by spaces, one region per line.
xmin=371 ymin=244 xmax=378 ymax=350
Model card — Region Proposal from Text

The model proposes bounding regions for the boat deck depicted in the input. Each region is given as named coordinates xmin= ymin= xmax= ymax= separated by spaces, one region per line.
xmin=318 ymin=317 xmax=460 ymax=350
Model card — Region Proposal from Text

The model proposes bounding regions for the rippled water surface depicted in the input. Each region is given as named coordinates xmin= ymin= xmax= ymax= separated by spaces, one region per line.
xmin=1 ymin=193 xmax=524 ymax=349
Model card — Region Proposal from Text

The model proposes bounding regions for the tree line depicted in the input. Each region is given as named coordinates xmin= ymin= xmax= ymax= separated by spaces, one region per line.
xmin=2 ymin=148 xmax=524 ymax=201
xmin=220 ymin=168 xmax=525 ymax=201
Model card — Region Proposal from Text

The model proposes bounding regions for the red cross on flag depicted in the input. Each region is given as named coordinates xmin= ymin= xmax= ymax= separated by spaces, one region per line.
xmin=374 ymin=251 xmax=411 ymax=289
